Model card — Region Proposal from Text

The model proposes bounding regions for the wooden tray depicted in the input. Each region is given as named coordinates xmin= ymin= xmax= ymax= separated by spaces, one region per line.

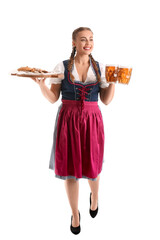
xmin=11 ymin=72 xmax=59 ymax=78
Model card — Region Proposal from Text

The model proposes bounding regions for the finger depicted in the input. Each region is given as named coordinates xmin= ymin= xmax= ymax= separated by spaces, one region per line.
xmin=34 ymin=78 xmax=40 ymax=84
xmin=31 ymin=77 xmax=37 ymax=82
xmin=36 ymin=78 xmax=41 ymax=83
xmin=40 ymin=77 xmax=46 ymax=82
xmin=31 ymin=77 xmax=38 ymax=82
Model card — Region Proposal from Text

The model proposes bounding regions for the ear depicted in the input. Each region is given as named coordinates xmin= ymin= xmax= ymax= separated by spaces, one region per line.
xmin=72 ymin=41 xmax=76 ymax=47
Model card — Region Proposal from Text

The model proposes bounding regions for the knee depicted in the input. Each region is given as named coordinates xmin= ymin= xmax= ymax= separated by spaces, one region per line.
xmin=65 ymin=178 xmax=78 ymax=184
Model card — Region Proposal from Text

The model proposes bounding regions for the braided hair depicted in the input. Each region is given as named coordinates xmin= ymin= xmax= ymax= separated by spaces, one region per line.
xmin=68 ymin=46 xmax=76 ymax=82
xmin=89 ymin=53 xmax=101 ymax=82
xmin=68 ymin=27 xmax=101 ymax=83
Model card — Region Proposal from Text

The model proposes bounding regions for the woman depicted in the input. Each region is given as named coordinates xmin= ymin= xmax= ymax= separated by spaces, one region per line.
xmin=31 ymin=27 xmax=115 ymax=234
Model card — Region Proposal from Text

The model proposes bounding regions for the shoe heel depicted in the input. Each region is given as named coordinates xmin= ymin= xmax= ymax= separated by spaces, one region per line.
xmin=70 ymin=211 xmax=81 ymax=235
xmin=89 ymin=192 xmax=98 ymax=218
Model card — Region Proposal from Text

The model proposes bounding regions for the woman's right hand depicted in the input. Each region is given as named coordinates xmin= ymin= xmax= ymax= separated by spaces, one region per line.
xmin=31 ymin=77 xmax=46 ymax=86
xmin=31 ymin=74 xmax=64 ymax=86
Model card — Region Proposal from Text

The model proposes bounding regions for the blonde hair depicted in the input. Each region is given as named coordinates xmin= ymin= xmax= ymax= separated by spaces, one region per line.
xmin=68 ymin=27 xmax=101 ymax=82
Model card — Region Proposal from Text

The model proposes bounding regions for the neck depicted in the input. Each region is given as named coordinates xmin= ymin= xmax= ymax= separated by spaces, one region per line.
xmin=74 ymin=53 xmax=90 ymax=65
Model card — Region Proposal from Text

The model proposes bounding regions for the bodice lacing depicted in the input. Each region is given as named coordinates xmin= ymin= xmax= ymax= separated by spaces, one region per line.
xmin=78 ymin=86 xmax=90 ymax=113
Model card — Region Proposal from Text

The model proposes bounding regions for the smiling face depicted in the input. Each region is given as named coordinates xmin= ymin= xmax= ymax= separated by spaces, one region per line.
xmin=72 ymin=30 xmax=94 ymax=56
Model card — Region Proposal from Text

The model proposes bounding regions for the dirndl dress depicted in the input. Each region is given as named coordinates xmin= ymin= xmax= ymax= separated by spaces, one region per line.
xmin=49 ymin=59 xmax=105 ymax=181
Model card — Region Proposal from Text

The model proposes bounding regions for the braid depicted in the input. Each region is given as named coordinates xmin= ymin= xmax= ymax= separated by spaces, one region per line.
xmin=68 ymin=46 xmax=76 ymax=82
xmin=89 ymin=54 xmax=101 ymax=82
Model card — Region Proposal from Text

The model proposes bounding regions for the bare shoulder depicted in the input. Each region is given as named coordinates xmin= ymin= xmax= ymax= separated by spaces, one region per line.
xmin=50 ymin=83 xmax=61 ymax=101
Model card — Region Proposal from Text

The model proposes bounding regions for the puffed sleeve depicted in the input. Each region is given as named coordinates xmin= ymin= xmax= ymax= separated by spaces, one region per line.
xmin=99 ymin=63 xmax=110 ymax=88
xmin=48 ymin=62 xmax=64 ymax=85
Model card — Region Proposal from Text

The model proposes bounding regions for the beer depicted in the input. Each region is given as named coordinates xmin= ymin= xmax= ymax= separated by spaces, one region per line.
xmin=105 ymin=65 xmax=132 ymax=84
xmin=105 ymin=66 xmax=118 ymax=83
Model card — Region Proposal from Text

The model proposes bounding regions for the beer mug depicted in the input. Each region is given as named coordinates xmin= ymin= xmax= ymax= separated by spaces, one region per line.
xmin=105 ymin=65 xmax=132 ymax=84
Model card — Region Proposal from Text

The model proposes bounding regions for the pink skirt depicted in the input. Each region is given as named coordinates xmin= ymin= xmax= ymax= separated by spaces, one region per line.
xmin=49 ymin=99 xmax=105 ymax=181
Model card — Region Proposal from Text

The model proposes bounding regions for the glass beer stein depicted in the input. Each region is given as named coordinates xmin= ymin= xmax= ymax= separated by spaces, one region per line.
xmin=105 ymin=65 xmax=132 ymax=84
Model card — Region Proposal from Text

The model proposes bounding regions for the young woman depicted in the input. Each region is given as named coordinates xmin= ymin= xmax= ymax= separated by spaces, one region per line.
xmin=31 ymin=27 xmax=115 ymax=234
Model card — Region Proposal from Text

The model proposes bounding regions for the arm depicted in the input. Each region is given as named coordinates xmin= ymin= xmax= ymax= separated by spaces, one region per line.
xmin=100 ymin=83 xmax=115 ymax=105
xmin=31 ymin=62 xmax=64 ymax=103
xmin=40 ymin=81 xmax=61 ymax=103
xmin=31 ymin=77 xmax=61 ymax=104
xmin=99 ymin=62 xmax=115 ymax=105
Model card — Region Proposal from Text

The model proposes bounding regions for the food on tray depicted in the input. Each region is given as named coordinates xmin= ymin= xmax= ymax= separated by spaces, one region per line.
xmin=10 ymin=66 xmax=61 ymax=78
xmin=17 ymin=66 xmax=48 ymax=73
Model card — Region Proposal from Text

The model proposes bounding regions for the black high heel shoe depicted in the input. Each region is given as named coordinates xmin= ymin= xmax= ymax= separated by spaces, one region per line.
xmin=70 ymin=211 xmax=81 ymax=235
xmin=89 ymin=192 xmax=98 ymax=218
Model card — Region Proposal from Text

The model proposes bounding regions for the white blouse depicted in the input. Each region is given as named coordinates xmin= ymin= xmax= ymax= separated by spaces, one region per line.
xmin=48 ymin=61 xmax=110 ymax=88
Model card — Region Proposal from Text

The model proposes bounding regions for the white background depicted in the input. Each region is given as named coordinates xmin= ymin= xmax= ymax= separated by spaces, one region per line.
xmin=0 ymin=0 xmax=160 ymax=239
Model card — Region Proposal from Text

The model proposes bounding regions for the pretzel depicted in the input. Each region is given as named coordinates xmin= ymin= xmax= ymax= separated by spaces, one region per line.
xmin=17 ymin=66 xmax=48 ymax=73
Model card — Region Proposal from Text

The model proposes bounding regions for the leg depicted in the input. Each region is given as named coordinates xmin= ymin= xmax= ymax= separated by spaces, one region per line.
xmin=88 ymin=175 xmax=100 ymax=210
xmin=64 ymin=178 xmax=80 ymax=227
